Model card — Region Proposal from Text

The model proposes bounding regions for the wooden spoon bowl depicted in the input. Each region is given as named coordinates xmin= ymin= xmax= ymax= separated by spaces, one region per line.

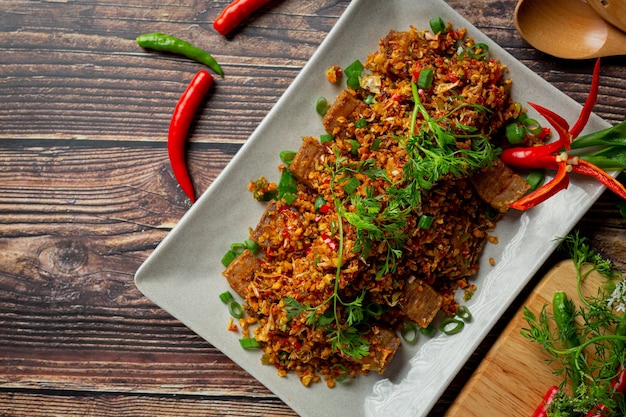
xmin=514 ymin=0 xmax=626 ymax=59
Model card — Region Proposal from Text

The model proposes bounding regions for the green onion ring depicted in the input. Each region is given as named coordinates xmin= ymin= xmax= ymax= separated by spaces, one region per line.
xmin=440 ymin=317 xmax=464 ymax=335
xmin=456 ymin=305 xmax=472 ymax=321
xmin=229 ymin=301 xmax=244 ymax=318
xmin=401 ymin=322 xmax=419 ymax=344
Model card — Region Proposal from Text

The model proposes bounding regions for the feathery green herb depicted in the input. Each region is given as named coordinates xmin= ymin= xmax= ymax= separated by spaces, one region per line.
xmin=282 ymin=82 xmax=499 ymax=359
xmin=521 ymin=231 xmax=626 ymax=416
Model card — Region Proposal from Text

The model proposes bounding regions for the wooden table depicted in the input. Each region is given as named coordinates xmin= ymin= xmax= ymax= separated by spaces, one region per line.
xmin=1 ymin=0 xmax=625 ymax=415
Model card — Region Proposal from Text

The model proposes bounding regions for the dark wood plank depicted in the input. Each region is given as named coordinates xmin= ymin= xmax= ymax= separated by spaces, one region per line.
xmin=0 ymin=392 xmax=296 ymax=417
xmin=1 ymin=0 xmax=626 ymax=416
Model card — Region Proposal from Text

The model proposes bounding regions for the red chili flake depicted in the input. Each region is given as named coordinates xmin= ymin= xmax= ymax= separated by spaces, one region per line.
xmin=318 ymin=203 xmax=330 ymax=214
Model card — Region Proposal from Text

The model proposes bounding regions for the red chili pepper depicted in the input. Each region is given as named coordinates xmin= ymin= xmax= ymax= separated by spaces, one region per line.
xmin=509 ymin=161 xmax=569 ymax=211
xmin=570 ymin=159 xmax=626 ymax=200
xmin=532 ymin=385 xmax=560 ymax=417
xmin=213 ymin=0 xmax=273 ymax=36
xmin=584 ymin=403 xmax=610 ymax=417
xmin=168 ymin=70 xmax=214 ymax=203
xmin=502 ymin=59 xmax=626 ymax=210
xmin=571 ymin=58 xmax=601 ymax=139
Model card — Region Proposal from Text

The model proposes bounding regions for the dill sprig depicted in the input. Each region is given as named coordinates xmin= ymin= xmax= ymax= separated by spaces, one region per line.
xmin=521 ymin=231 xmax=626 ymax=416
xmin=281 ymin=82 xmax=500 ymax=360
xmin=393 ymin=82 xmax=498 ymax=209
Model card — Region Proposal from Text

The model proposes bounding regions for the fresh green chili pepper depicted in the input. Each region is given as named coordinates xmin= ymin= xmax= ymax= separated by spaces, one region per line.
xmin=505 ymin=122 xmax=526 ymax=144
xmin=553 ymin=291 xmax=582 ymax=389
xmin=136 ymin=32 xmax=224 ymax=77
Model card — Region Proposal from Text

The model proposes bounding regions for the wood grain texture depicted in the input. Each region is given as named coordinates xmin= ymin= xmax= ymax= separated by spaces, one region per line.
xmin=446 ymin=261 xmax=608 ymax=416
xmin=1 ymin=0 xmax=625 ymax=416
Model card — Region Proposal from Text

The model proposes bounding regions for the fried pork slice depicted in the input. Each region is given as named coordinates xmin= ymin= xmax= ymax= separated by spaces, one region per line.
xmin=322 ymin=89 xmax=369 ymax=139
xmin=471 ymin=158 xmax=531 ymax=213
xmin=355 ymin=326 xmax=401 ymax=374
xmin=222 ymin=249 xmax=260 ymax=298
xmin=289 ymin=136 xmax=325 ymax=188
xmin=250 ymin=200 xmax=302 ymax=250
xmin=400 ymin=278 xmax=443 ymax=328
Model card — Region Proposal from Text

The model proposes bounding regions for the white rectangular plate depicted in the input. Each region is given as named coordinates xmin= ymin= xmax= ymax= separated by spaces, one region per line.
xmin=135 ymin=0 xmax=609 ymax=415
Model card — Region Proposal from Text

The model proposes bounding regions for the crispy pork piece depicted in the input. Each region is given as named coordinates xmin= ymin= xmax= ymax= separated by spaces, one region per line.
xmin=250 ymin=200 xmax=301 ymax=249
xmin=222 ymin=249 xmax=259 ymax=298
xmin=471 ymin=158 xmax=531 ymax=213
xmin=289 ymin=136 xmax=324 ymax=188
xmin=322 ymin=89 xmax=369 ymax=139
xmin=355 ymin=326 xmax=401 ymax=374
xmin=400 ymin=278 xmax=443 ymax=328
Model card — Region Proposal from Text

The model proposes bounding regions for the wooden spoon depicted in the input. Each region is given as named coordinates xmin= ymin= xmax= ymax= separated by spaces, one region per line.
xmin=514 ymin=0 xmax=626 ymax=59
xmin=586 ymin=0 xmax=626 ymax=33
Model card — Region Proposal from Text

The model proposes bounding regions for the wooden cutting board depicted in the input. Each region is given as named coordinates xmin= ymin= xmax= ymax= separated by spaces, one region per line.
xmin=446 ymin=260 xmax=607 ymax=417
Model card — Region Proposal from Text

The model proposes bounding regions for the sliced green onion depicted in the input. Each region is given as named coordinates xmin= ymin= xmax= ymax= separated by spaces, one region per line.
xmin=221 ymin=249 xmax=238 ymax=267
xmin=343 ymin=176 xmax=361 ymax=194
xmin=244 ymin=239 xmax=260 ymax=255
xmin=279 ymin=150 xmax=296 ymax=166
xmin=440 ymin=317 xmax=464 ymax=335
xmin=345 ymin=59 xmax=364 ymax=90
xmin=419 ymin=325 xmax=436 ymax=337
xmin=456 ymin=305 xmax=472 ymax=321
xmin=229 ymin=301 xmax=244 ymax=318
xmin=467 ymin=43 xmax=489 ymax=59
xmin=219 ymin=290 xmax=234 ymax=303
xmin=370 ymin=138 xmax=382 ymax=150
xmin=401 ymin=322 xmax=419 ymax=344
xmin=330 ymin=363 xmax=349 ymax=382
xmin=239 ymin=337 xmax=261 ymax=349
xmin=526 ymin=170 xmax=545 ymax=191
xmin=320 ymin=133 xmax=334 ymax=143
xmin=349 ymin=139 xmax=360 ymax=155
xmin=484 ymin=206 xmax=500 ymax=220
xmin=315 ymin=96 xmax=329 ymax=116
xmin=364 ymin=94 xmax=376 ymax=105
xmin=277 ymin=170 xmax=298 ymax=205
xmin=366 ymin=303 xmax=383 ymax=317
xmin=230 ymin=242 xmax=246 ymax=252
xmin=355 ymin=118 xmax=367 ymax=128
xmin=418 ymin=214 xmax=434 ymax=229
xmin=429 ymin=16 xmax=446 ymax=34
xmin=505 ymin=122 xmax=525 ymax=144
xmin=522 ymin=118 xmax=543 ymax=135
xmin=417 ymin=68 xmax=434 ymax=89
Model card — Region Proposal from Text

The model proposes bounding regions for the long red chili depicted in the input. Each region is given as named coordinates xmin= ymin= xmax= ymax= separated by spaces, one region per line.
xmin=213 ymin=0 xmax=273 ymax=36
xmin=502 ymin=59 xmax=626 ymax=210
xmin=531 ymin=385 xmax=559 ymax=417
xmin=168 ymin=69 xmax=214 ymax=203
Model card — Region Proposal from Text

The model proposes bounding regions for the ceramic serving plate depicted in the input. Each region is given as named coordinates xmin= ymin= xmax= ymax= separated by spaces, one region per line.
xmin=134 ymin=0 xmax=609 ymax=415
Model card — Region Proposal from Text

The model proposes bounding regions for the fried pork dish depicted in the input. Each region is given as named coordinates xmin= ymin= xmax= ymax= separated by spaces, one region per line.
xmin=222 ymin=22 xmax=531 ymax=387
